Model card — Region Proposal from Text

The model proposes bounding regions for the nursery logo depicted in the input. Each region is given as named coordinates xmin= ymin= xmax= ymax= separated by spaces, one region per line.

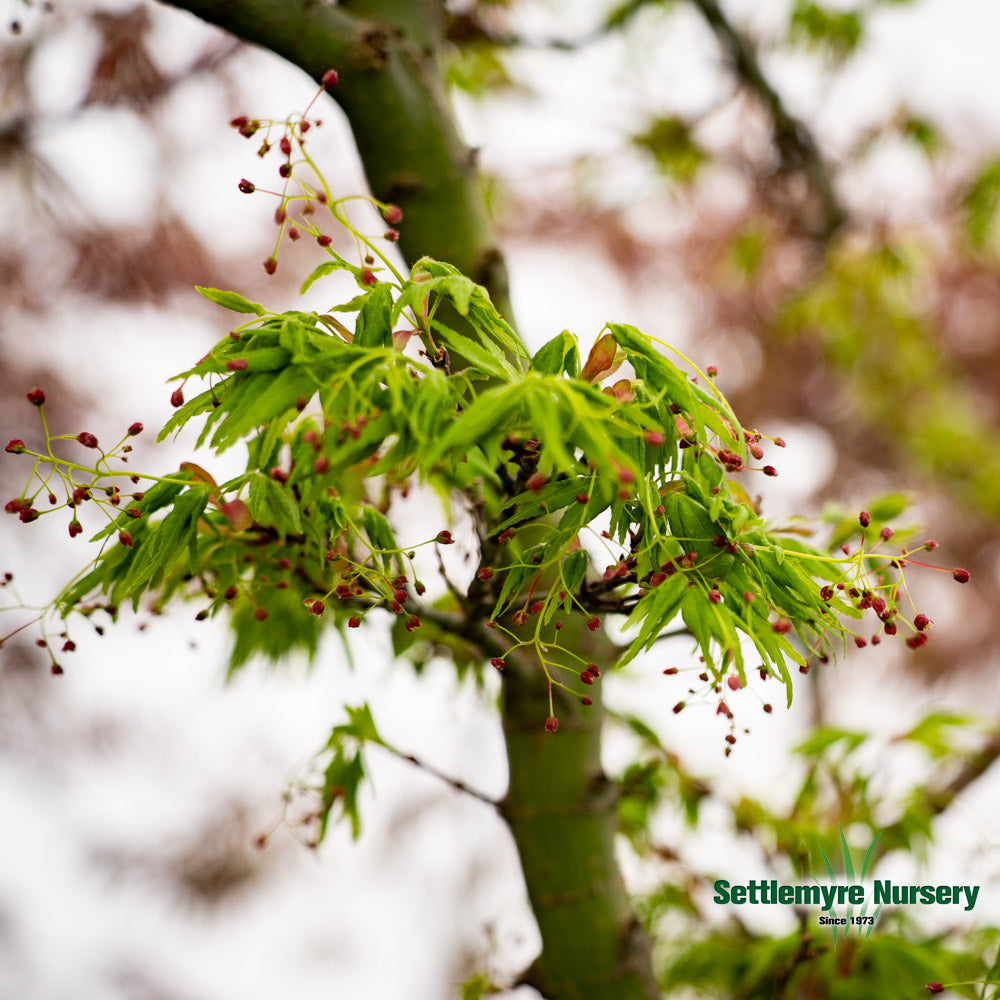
xmin=712 ymin=829 xmax=981 ymax=947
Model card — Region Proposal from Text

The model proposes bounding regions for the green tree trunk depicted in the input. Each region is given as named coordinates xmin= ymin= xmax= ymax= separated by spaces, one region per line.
xmin=159 ymin=2 xmax=660 ymax=995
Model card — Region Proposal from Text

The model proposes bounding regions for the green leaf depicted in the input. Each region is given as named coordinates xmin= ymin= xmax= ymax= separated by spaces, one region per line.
xmin=619 ymin=572 xmax=688 ymax=665
xmin=196 ymin=285 xmax=266 ymax=316
xmin=355 ymin=281 xmax=394 ymax=348
xmin=531 ymin=330 xmax=580 ymax=378
xmin=246 ymin=471 xmax=303 ymax=534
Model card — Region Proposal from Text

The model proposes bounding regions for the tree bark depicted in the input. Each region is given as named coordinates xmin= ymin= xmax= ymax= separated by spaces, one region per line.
xmin=156 ymin=2 xmax=660 ymax=996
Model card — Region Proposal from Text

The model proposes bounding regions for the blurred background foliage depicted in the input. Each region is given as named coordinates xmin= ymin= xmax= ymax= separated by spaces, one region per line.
xmin=3 ymin=0 xmax=1000 ymax=997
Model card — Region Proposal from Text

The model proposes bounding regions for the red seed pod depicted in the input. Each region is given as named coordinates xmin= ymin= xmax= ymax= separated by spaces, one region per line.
xmin=477 ymin=567 xmax=495 ymax=581
xmin=491 ymin=657 xmax=505 ymax=671
xmin=238 ymin=178 xmax=256 ymax=194
xmin=859 ymin=510 xmax=871 ymax=528
xmin=348 ymin=616 xmax=361 ymax=628
xmin=762 ymin=465 xmax=778 ymax=477
xmin=321 ymin=68 xmax=340 ymax=89
xmin=170 ymin=387 xmax=185 ymax=408
xmin=382 ymin=204 xmax=403 ymax=225
xmin=544 ymin=716 xmax=559 ymax=733
xmin=436 ymin=530 xmax=454 ymax=545
xmin=952 ymin=567 xmax=971 ymax=583
xmin=254 ymin=607 xmax=269 ymax=621
xmin=587 ymin=615 xmax=601 ymax=632
xmin=26 ymin=386 xmax=45 ymax=406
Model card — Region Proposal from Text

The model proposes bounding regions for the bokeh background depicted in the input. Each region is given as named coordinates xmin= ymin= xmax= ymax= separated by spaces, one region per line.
xmin=2 ymin=1 xmax=1000 ymax=997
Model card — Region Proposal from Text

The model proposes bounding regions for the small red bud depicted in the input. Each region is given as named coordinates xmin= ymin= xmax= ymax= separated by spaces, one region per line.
xmin=76 ymin=432 xmax=98 ymax=449
xmin=436 ymin=530 xmax=454 ymax=545
xmin=906 ymin=633 xmax=929 ymax=649
xmin=708 ymin=589 xmax=722 ymax=604
xmin=118 ymin=530 xmax=133 ymax=547
xmin=726 ymin=675 xmax=740 ymax=691
xmin=762 ymin=465 xmax=778 ymax=477
xmin=477 ymin=567 xmax=495 ymax=581
xmin=672 ymin=701 xmax=685 ymax=714
xmin=125 ymin=507 xmax=141 ymax=519
xmin=587 ymin=615 xmax=601 ymax=632
xmin=749 ymin=443 xmax=764 ymax=460
xmin=544 ymin=716 xmax=559 ymax=733
xmin=859 ymin=510 xmax=871 ymax=528
xmin=925 ymin=984 xmax=944 ymax=994
xmin=263 ymin=256 xmax=277 ymax=275
xmin=170 ymin=387 xmax=185 ymax=408
xmin=384 ymin=229 xmax=400 ymax=243
xmin=227 ymin=358 xmax=249 ymax=371
xmin=772 ymin=619 xmax=791 ymax=634
xmin=581 ymin=696 xmax=593 ymax=706
xmin=5 ymin=439 xmax=26 ymax=454
xmin=644 ymin=431 xmax=666 ymax=446
xmin=26 ymin=386 xmax=45 ymax=406
xmin=706 ymin=365 xmax=718 ymax=377
xmin=127 ymin=422 xmax=143 ymax=436
xmin=526 ymin=472 xmax=547 ymax=493
xmin=229 ymin=116 xmax=249 ymax=128
xmin=254 ymin=607 xmax=269 ymax=621
xmin=382 ymin=204 xmax=403 ymax=225
xmin=317 ymin=234 xmax=332 ymax=247
xmin=512 ymin=610 xmax=528 ymax=626
xmin=880 ymin=526 xmax=894 ymax=540
xmin=321 ymin=68 xmax=339 ymax=89
xmin=68 ymin=519 xmax=82 ymax=537
xmin=575 ymin=493 xmax=589 ymax=504
xmin=279 ymin=135 xmax=292 ymax=156
xmin=360 ymin=268 xmax=378 ymax=287
xmin=925 ymin=539 xmax=938 ymax=550
xmin=278 ymin=163 xmax=292 ymax=178
xmin=580 ymin=671 xmax=594 ymax=685
xmin=854 ymin=636 xmax=867 ymax=648
xmin=913 ymin=613 xmax=932 ymax=631
xmin=309 ymin=600 xmax=325 ymax=617
xmin=773 ymin=437 xmax=787 ymax=448
xmin=270 ymin=467 xmax=288 ymax=484
xmin=19 ymin=507 xmax=39 ymax=523
xmin=491 ymin=657 xmax=505 ymax=671
xmin=314 ymin=455 xmax=329 ymax=475
xmin=288 ymin=227 xmax=301 ymax=241
xmin=952 ymin=567 xmax=970 ymax=583
xmin=348 ymin=616 xmax=361 ymax=628
xmin=238 ymin=178 xmax=255 ymax=194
